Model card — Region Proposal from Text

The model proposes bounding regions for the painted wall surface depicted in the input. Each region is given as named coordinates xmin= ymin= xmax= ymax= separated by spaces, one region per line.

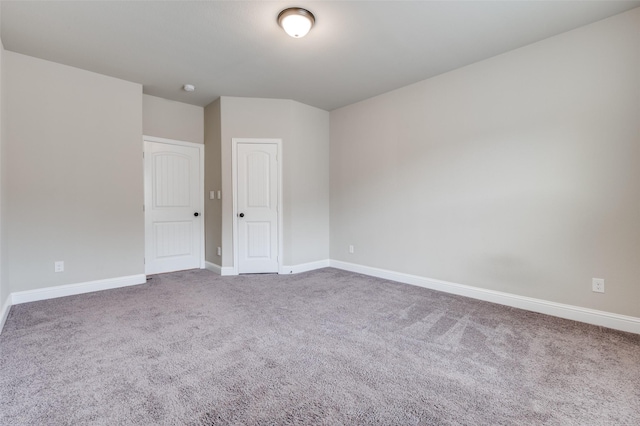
xmin=143 ymin=94 xmax=204 ymax=144
xmin=4 ymin=52 xmax=144 ymax=293
xmin=286 ymin=101 xmax=330 ymax=266
xmin=220 ymin=97 xmax=330 ymax=268
xmin=0 ymin=21 xmax=8 ymax=313
xmin=330 ymin=9 xmax=640 ymax=317
xmin=204 ymin=98 xmax=222 ymax=266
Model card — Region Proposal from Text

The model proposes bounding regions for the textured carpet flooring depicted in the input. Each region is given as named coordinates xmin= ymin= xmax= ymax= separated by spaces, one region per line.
xmin=1 ymin=268 xmax=639 ymax=425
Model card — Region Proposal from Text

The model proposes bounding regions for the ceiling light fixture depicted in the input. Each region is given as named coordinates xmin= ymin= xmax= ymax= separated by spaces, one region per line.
xmin=277 ymin=7 xmax=315 ymax=38
xmin=183 ymin=84 xmax=195 ymax=92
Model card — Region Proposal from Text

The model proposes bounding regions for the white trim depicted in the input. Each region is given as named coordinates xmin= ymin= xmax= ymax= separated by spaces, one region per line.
xmin=205 ymin=261 xmax=221 ymax=275
xmin=231 ymin=138 xmax=283 ymax=276
xmin=280 ymin=259 xmax=330 ymax=274
xmin=11 ymin=274 xmax=147 ymax=305
xmin=143 ymin=136 xmax=206 ymax=272
xmin=199 ymin=142 xmax=205 ymax=269
xmin=221 ymin=267 xmax=236 ymax=276
xmin=231 ymin=139 xmax=238 ymax=275
xmin=143 ymin=135 xmax=203 ymax=149
xmin=3 ymin=261 xmax=636 ymax=335
xmin=329 ymin=260 xmax=640 ymax=334
xmin=0 ymin=296 xmax=11 ymax=334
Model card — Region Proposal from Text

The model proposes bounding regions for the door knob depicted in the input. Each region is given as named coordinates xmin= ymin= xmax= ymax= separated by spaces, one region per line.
xmin=194 ymin=212 xmax=199 ymax=217
xmin=239 ymin=213 xmax=245 ymax=218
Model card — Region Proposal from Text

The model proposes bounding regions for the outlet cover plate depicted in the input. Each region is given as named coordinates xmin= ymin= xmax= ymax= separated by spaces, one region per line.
xmin=592 ymin=278 xmax=605 ymax=293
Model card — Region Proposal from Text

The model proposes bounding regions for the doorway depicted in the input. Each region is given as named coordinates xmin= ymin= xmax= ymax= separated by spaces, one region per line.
xmin=144 ymin=136 xmax=204 ymax=275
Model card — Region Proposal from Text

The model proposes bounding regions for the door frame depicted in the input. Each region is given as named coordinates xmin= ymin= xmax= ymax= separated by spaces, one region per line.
xmin=143 ymin=135 xmax=205 ymax=274
xmin=231 ymin=138 xmax=283 ymax=275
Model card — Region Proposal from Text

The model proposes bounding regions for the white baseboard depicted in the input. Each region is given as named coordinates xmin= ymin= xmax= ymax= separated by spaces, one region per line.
xmin=11 ymin=274 xmax=147 ymax=305
xmin=220 ymin=267 xmax=236 ymax=276
xmin=0 ymin=296 xmax=11 ymax=335
xmin=4 ymin=261 xmax=636 ymax=335
xmin=329 ymin=260 xmax=640 ymax=335
xmin=205 ymin=261 xmax=222 ymax=275
xmin=280 ymin=259 xmax=330 ymax=274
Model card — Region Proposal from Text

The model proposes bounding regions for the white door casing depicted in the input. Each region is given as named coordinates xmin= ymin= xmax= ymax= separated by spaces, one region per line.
xmin=232 ymin=139 xmax=282 ymax=274
xmin=144 ymin=137 xmax=204 ymax=275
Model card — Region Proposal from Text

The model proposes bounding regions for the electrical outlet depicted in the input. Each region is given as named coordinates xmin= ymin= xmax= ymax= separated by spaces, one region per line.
xmin=349 ymin=245 xmax=354 ymax=254
xmin=54 ymin=261 xmax=64 ymax=273
xmin=217 ymin=247 xmax=221 ymax=256
xmin=592 ymin=278 xmax=605 ymax=293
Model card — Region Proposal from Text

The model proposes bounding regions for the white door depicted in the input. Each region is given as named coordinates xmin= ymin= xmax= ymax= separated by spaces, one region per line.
xmin=236 ymin=142 xmax=279 ymax=273
xmin=144 ymin=140 xmax=202 ymax=275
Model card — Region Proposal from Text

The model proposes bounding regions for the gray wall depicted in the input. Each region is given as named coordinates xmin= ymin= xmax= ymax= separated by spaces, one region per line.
xmin=142 ymin=94 xmax=204 ymax=144
xmin=0 ymin=16 xmax=7 ymax=311
xmin=4 ymin=52 xmax=144 ymax=293
xmin=330 ymin=8 xmax=640 ymax=317
xmin=204 ymin=98 xmax=222 ymax=266
xmin=286 ymin=101 xmax=330 ymax=265
xmin=220 ymin=97 xmax=330 ymax=268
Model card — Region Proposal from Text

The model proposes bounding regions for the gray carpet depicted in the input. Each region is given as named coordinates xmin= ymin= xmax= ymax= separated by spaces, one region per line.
xmin=1 ymin=268 xmax=639 ymax=425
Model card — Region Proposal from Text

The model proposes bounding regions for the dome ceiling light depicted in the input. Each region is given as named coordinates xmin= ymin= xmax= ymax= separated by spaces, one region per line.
xmin=277 ymin=7 xmax=315 ymax=38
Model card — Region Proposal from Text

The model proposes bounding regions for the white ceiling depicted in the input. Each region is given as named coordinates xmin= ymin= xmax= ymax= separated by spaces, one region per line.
xmin=2 ymin=1 xmax=639 ymax=111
